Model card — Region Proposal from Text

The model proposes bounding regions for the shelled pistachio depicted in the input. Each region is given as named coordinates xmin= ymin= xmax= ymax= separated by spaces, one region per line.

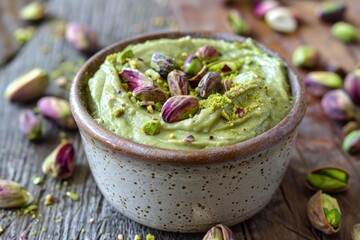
xmin=306 ymin=167 xmax=349 ymax=193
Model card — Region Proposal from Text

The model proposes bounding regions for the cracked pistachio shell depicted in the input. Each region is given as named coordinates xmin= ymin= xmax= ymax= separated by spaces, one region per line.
xmin=65 ymin=22 xmax=98 ymax=53
xmin=132 ymin=85 xmax=167 ymax=104
xmin=167 ymin=69 xmax=189 ymax=96
xmin=161 ymin=95 xmax=199 ymax=123
xmin=203 ymin=224 xmax=235 ymax=240
xmin=37 ymin=96 xmax=77 ymax=130
xmin=344 ymin=69 xmax=360 ymax=105
xmin=307 ymin=190 xmax=341 ymax=235
xmin=306 ymin=167 xmax=349 ymax=193
xmin=119 ymin=68 xmax=153 ymax=91
xmin=292 ymin=45 xmax=319 ymax=68
xmin=304 ymin=71 xmax=343 ymax=97
xmin=184 ymin=55 xmax=203 ymax=76
xmin=321 ymin=89 xmax=355 ymax=122
xmin=343 ymin=129 xmax=360 ymax=155
xmin=19 ymin=110 xmax=42 ymax=141
xmin=253 ymin=0 xmax=280 ymax=18
xmin=331 ymin=22 xmax=358 ymax=43
xmin=265 ymin=7 xmax=298 ymax=33
xmin=19 ymin=2 xmax=46 ymax=21
xmin=4 ymin=68 xmax=49 ymax=103
xmin=196 ymin=45 xmax=221 ymax=62
xmin=198 ymin=72 xmax=223 ymax=98
xmin=353 ymin=223 xmax=360 ymax=240
xmin=42 ymin=141 xmax=75 ymax=180
xmin=318 ymin=2 xmax=346 ymax=23
xmin=151 ymin=52 xmax=175 ymax=77
xmin=0 ymin=179 xmax=32 ymax=209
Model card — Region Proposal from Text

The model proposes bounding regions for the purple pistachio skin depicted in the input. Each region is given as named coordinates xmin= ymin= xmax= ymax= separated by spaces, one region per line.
xmin=37 ymin=96 xmax=77 ymax=129
xmin=318 ymin=2 xmax=346 ymax=23
xmin=196 ymin=45 xmax=221 ymax=62
xmin=161 ymin=95 xmax=199 ymax=123
xmin=0 ymin=179 xmax=32 ymax=209
xmin=65 ymin=22 xmax=97 ymax=53
xmin=42 ymin=141 xmax=75 ymax=180
xmin=344 ymin=69 xmax=360 ymax=105
xmin=19 ymin=109 xmax=41 ymax=140
xmin=132 ymin=85 xmax=168 ymax=103
xmin=119 ymin=68 xmax=153 ymax=91
xmin=198 ymin=71 xmax=223 ymax=98
xmin=253 ymin=0 xmax=280 ymax=18
xmin=321 ymin=89 xmax=355 ymax=122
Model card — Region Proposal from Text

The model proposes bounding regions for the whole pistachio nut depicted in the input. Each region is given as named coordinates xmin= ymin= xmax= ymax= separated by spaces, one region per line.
xmin=167 ymin=70 xmax=189 ymax=96
xmin=151 ymin=52 xmax=175 ymax=77
xmin=65 ymin=22 xmax=98 ymax=53
xmin=184 ymin=55 xmax=203 ymax=76
xmin=19 ymin=109 xmax=42 ymax=141
xmin=321 ymin=89 xmax=355 ymax=122
xmin=253 ymin=0 xmax=280 ymax=18
xmin=265 ymin=7 xmax=298 ymax=33
xmin=196 ymin=45 xmax=221 ymax=62
xmin=133 ymin=86 xmax=167 ymax=103
xmin=198 ymin=72 xmax=223 ymax=98
xmin=119 ymin=68 xmax=154 ymax=91
xmin=304 ymin=71 xmax=343 ymax=97
xmin=331 ymin=22 xmax=358 ymax=43
xmin=292 ymin=45 xmax=319 ymax=68
xmin=203 ymin=224 xmax=235 ymax=240
xmin=42 ymin=141 xmax=75 ymax=179
xmin=344 ymin=69 xmax=360 ymax=105
xmin=307 ymin=190 xmax=341 ymax=235
xmin=4 ymin=68 xmax=49 ymax=103
xmin=142 ymin=119 xmax=161 ymax=135
xmin=317 ymin=2 xmax=346 ymax=23
xmin=228 ymin=10 xmax=249 ymax=36
xmin=353 ymin=223 xmax=360 ymax=240
xmin=161 ymin=95 xmax=199 ymax=123
xmin=0 ymin=179 xmax=32 ymax=208
xmin=343 ymin=129 xmax=360 ymax=155
xmin=307 ymin=167 xmax=349 ymax=193
xmin=37 ymin=96 xmax=77 ymax=130
xmin=19 ymin=1 xmax=46 ymax=22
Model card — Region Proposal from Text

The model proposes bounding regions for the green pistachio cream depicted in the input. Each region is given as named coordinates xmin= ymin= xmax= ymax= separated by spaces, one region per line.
xmin=87 ymin=36 xmax=292 ymax=149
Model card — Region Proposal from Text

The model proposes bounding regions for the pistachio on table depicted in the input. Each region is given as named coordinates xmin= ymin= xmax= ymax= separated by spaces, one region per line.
xmin=304 ymin=71 xmax=342 ymax=97
xmin=292 ymin=45 xmax=319 ymax=68
xmin=196 ymin=45 xmax=221 ymax=62
xmin=119 ymin=68 xmax=154 ymax=91
xmin=265 ymin=7 xmax=298 ymax=33
xmin=65 ymin=22 xmax=98 ymax=53
xmin=19 ymin=109 xmax=42 ymax=141
xmin=344 ymin=68 xmax=360 ymax=105
xmin=317 ymin=2 xmax=346 ymax=23
xmin=321 ymin=89 xmax=355 ymax=122
xmin=228 ymin=10 xmax=249 ymax=36
xmin=331 ymin=22 xmax=358 ymax=43
xmin=198 ymin=72 xmax=223 ymax=99
xmin=151 ymin=52 xmax=175 ymax=78
xmin=343 ymin=129 xmax=360 ymax=155
xmin=353 ymin=223 xmax=360 ymax=240
xmin=161 ymin=95 xmax=199 ymax=123
xmin=342 ymin=121 xmax=359 ymax=135
xmin=307 ymin=190 xmax=341 ymax=235
xmin=14 ymin=26 xmax=36 ymax=45
xmin=167 ymin=70 xmax=189 ymax=96
xmin=4 ymin=68 xmax=49 ymax=103
xmin=203 ymin=224 xmax=235 ymax=240
xmin=253 ymin=0 xmax=280 ymax=18
xmin=306 ymin=167 xmax=349 ymax=193
xmin=42 ymin=140 xmax=75 ymax=180
xmin=133 ymin=86 xmax=167 ymax=103
xmin=184 ymin=55 xmax=203 ymax=76
xmin=37 ymin=96 xmax=77 ymax=130
xmin=0 ymin=179 xmax=32 ymax=209
xmin=19 ymin=1 xmax=46 ymax=22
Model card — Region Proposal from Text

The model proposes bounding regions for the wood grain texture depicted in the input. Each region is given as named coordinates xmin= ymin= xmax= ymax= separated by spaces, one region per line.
xmin=1 ymin=0 xmax=360 ymax=239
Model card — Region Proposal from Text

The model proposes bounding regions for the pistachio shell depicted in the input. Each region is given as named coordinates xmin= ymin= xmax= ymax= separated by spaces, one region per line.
xmin=203 ymin=224 xmax=235 ymax=240
xmin=344 ymin=69 xmax=360 ymax=105
xmin=332 ymin=22 xmax=358 ymax=43
xmin=317 ymin=2 xmax=346 ymax=23
xmin=321 ymin=89 xmax=355 ymax=122
xmin=4 ymin=68 xmax=49 ymax=103
xmin=65 ymin=22 xmax=98 ymax=53
xmin=265 ymin=7 xmax=298 ymax=33
xmin=253 ymin=0 xmax=280 ymax=18
xmin=304 ymin=71 xmax=343 ymax=97
xmin=19 ymin=2 xmax=46 ymax=21
xmin=306 ymin=167 xmax=349 ymax=193
xmin=119 ymin=68 xmax=154 ymax=91
xmin=167 ymin=70 xmax=189 ymax=96
xmin=161 ymin=95 xmax=199 ymax=123
xmin=343 ymin=129 xmax=360 ymax=154
xmin=0 ymin=179 xmax=32 ymax=209
xmin=18 ymin=110 xmax=42 ymax=141
xmin=352 ymin=223 xmax=360 ymax=240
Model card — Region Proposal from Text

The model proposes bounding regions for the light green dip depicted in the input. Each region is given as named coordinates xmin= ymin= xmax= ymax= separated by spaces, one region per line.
xmin=87 ymin=37 xmax=292 ymax=149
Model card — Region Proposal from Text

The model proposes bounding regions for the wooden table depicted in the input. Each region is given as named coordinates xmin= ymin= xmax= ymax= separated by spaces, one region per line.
xmin=1 ymin=0 xmax=359 ymax=239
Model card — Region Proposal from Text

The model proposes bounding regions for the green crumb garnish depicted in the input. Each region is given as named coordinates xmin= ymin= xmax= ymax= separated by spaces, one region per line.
xmin=66 ymin=191 xmax=79 ymax=201
xmin=89 ymin=218 xmax=95 ymax=224
xmin=146 ymin=233 xmax=155 ymax=240
xmin=81 ymin=228 xmax=86 ymax=234
xmin=118 ymin=234 xmax=124 ymax=240
xmin=32 ymin=176 xmax=42 ymax=185
xmin=32 ymin=230 xmax=37 ymax=236
xmin=113 ymin=107 xmax=125 ymax=117
xmin=0 ymin=225 xmax=3 ymax=233
xmin=134 ymin=234 xmax=142 ymax=240
xmin=44 ymin=194 xmax=54 ymax=206
xmin=55 ymin=184 xmax=61 ymax=190
xmin=169 ymin=133 xmax=176 ymax=139
xmin=142 ymin=119 xmax=161 ymax=135
xmin=153 ymin=102 xmax=162 ymax=112
xmin=146 ymin=105 xmax=154 ymax=114
xmin=42 ymin=227 xmax=47 ymax=232
xmin=117 ymin=49 xmax=134 ymax=64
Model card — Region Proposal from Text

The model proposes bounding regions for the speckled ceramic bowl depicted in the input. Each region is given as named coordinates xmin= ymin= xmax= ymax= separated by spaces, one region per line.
xmin=70 ymin=32 xmax=306 ymax=233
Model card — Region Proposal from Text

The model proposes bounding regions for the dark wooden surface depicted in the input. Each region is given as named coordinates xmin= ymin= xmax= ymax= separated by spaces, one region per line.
xmin=1 ymin=0 xmax=360 ymax=239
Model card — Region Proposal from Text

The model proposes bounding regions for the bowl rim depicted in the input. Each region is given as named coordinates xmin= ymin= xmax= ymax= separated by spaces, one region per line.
xmin=70 ymin=31 xmax=306 ymax=165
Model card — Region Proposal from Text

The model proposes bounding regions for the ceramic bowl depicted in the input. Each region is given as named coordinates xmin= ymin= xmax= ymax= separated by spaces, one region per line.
xmin=70 ymin=32 xmax=306 ymax=233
